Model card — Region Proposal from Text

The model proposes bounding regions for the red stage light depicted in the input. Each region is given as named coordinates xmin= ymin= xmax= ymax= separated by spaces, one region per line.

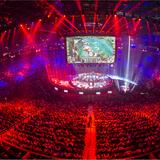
xmin=32 ymin=19 xmax=42 ymax=37
xmin=114 ymin=14 xmax=120 ymax=36
xmin=93 ymin=13 xmax=97 ymax=33
xmin=81 ymin=14 xmax=87 ymax=33
xmin=49 ymin=4 xmax=80 ymax=32
xmin=94 ymin=0 xmax=98 ymax=12
xmin=100 ymin=15 xmax=112 ymax=33
xmin=114 ymin=0 xmax=123 ymax=12
xmin=127 ymin=1 xmax=144 ymax=13
xmin=53 ymin=15 xmax=66 ymax=31
xmin=19 ymin=24 xmax=33 ymax=44
xmin=75 ymin=0 xmax=82 ymax=12
xmin=132 ymin=18 xmax=141 ymax=34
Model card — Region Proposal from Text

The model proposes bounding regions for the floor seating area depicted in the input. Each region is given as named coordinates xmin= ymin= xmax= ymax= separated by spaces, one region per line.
xmin=1 ymin=101 xmax=87 ymax=159
xmin=0 ymin=100 xmax=160 ymax=159
xmin=95 ymin=102 xmax=160 ymax=159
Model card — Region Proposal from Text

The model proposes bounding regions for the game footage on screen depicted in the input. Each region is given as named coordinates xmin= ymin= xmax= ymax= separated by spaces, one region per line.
xmin=66 ymin=36 xmax=116 ymax=63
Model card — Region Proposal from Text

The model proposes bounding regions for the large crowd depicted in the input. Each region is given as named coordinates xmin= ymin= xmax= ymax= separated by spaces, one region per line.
xmin=0 ymin=99 xmax=160 ymax=159
xmin=94 ymin=101 xmax=160 ymax=159
xmin=0 ymin=100 xmax=87 ymax=159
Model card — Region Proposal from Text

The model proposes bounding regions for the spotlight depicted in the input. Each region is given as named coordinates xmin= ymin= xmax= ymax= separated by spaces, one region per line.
xmin=108 ymin=91 xmax=112 ymax=94
xmin=64 ymin=89 xmax=68 ymax=93
xmin=79 ymin=92 xmax=84 ymax=95
xmin=54 ymin=87 xmax=58 ymax=91
xmin=120 ymin=85 xmax=130 ymax=92
xmin=110 ymin=64 xmax=114 ymax=67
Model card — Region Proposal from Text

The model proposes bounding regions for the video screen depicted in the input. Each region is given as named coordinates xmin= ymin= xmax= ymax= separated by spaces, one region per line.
xmin=66 ymin=36 xmax=116 ymax=63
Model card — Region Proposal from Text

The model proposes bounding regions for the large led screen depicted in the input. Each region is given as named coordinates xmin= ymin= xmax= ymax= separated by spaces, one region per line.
xmin=66 ymin=36 xmax=116 ymax=63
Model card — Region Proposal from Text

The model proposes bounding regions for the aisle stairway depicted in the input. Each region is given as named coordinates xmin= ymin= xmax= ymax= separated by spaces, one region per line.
xmin=83 ymin=105 xmax=96 ymax=159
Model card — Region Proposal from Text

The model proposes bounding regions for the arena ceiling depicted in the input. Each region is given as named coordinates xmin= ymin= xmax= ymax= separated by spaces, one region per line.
xmin=0 ymin=0 xmax=160 ymax=32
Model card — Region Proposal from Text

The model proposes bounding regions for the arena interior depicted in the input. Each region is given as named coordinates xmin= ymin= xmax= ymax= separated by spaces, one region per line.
xmin=0 ymin=0 xmax=160 ymax=159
